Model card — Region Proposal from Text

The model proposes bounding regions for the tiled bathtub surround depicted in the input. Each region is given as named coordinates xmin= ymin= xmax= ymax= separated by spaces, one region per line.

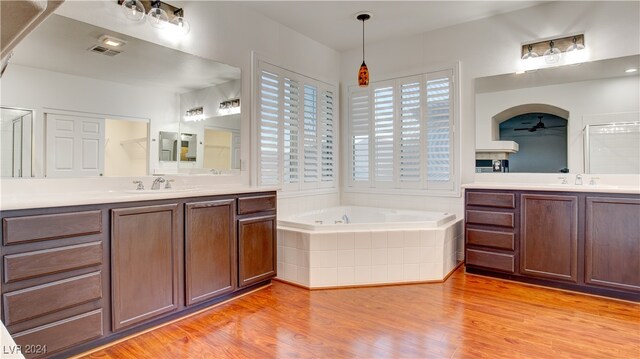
xmin=277 ymin=219 xmax=463 ymax=288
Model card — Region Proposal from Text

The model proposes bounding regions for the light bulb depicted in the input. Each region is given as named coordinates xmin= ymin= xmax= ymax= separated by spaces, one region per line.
xmin=543 ymin=41 xmax=561 ymax=64
xmin=170 ymin=16 xmax=190 ymax=35
xmin=521 ymin=45 xmax=538 ymax=60
xmin=121 ymin=0 xmax=145 ymax=22
xmin=147 ymin=7 xmax=169 ymax=29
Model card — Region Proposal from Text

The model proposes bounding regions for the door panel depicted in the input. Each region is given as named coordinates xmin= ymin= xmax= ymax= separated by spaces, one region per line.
xmin=46 ymin=113 xmax=104 ymax=177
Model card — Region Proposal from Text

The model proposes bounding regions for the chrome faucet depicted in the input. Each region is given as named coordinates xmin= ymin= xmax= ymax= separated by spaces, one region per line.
xmin=151 ymin=177 xmax=166 ymax=190
xmin=558 ymin=176 xmax=568 ymax=185
xmin=575 ymin=174 xmax=583 ymax=185
xmin=342 ymin=214 xmax=350 ymax=224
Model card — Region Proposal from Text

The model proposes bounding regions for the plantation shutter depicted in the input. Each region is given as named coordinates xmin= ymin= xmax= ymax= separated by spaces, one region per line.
xmin=256 ymin=60 xmax=337 ymax=190
xmin=320 ymin=88 xmax=335 ymax=185
xmin=258 ymin=69 xmax=280 ymax=186
xmin=373 ymin=83 xmax=394 ymax=184
xmin=283 ymin=77 xmax=300 ymax=188
xmin=349 ymin=89 xmax=370 ymax=185
xmin=425 ymin=70 xmax=453 ymax=187
xmin=398 ymin=77 xmax=422 ymax=187
xmin=303 ymin=84 xmax=319 ymax=185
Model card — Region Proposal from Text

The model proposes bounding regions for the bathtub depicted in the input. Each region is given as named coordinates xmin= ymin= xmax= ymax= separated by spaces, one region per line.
xmin=278 ymin=206 xmax=456 ymax=231
xmin=277 ymin=206 xmax=463 ymax=289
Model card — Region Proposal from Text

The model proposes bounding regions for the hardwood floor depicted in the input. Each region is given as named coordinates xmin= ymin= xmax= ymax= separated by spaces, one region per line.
xmin=82 ymin=268 xmax=639 ymax=358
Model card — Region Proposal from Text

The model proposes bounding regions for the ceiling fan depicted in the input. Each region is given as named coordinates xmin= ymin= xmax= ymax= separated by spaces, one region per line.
xmin=514 ymin=115 xmax=566 ymax=132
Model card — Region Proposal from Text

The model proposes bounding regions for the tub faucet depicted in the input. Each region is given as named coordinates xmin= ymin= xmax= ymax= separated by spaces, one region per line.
xmin=151 ymin=177 xmax=166 ymax=190
xmin=342 ymin=214 xmax=350 ymax=224
xmin=575 ymin=174 xmax=583 ymax=185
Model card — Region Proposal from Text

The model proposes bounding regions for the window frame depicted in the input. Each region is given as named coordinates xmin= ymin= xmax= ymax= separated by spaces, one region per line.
xmin=254 ymin=58 xmax=338 ymax=192
xmin=346 ymin=65 xmax=460 ymax=196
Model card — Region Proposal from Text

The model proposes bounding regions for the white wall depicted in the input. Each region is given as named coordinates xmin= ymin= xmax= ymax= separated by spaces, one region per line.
xmin=340 ymin=1 xmax=640 ymax=218
xmin=1 ymin=64 xmax=179 ymax=176
xmin=478 ymin=76 xmax=640 ymax=173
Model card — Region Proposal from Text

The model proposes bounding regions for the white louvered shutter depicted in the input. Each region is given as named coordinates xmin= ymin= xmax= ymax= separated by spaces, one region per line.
xmin=303 ymin=84 xmax=319 ymax=185
xmin=349 ymin=89 xmax=370 ymax=185
xmin=320 ymin=88 xmax=335 ymax=186
xmin=283 ymin=76 xmax=300 ymax=189
xmin=425 ymin=70 xmax=453 ymax=187
xmin=398 ymin=77 xmax=422 ymax=187
xmin=373 ymin=84 xmax=394 ymax=184
xmin=258 ymin=69 xmax=280 ymax=186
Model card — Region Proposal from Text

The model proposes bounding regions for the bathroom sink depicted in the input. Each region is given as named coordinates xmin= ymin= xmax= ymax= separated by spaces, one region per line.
xmin=124 ymin=187 xmax=199 ymax=194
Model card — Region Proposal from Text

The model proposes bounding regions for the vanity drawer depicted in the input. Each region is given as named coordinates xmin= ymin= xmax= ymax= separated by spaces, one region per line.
xmin=2 ymin=272 xmax=102 ymax=325
xmin=466 ymin=192 xmax=515 ymax=209
xmin=4 ymin=242 xmax=103 ymax=283
xmin=466 ymin=249 xmax=515 ymax=273
xmin=12 ymin=309 xmax=103 ymax=359
xmin=2 ymin=210 xmax=102 ymax=245
xmin=466 ymin=228 xmax=514 ymax=250
xmin=237 ymin=194 xmax=276 ymax=215
xmin=466 ymin=210 xmax=514 ymax=228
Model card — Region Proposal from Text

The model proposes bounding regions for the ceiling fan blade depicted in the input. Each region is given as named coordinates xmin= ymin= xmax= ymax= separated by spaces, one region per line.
xmin=514 ymin=128 xmax=531 ymax=131
xmin=545 ymin=125 xmax=566 ymax=128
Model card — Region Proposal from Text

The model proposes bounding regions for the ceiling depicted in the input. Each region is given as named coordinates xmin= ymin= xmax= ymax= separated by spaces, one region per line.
xmin=243 ymin=1 xmax=546 ymax=51
xmin=10 ymin=14 xmax=240 ymax=93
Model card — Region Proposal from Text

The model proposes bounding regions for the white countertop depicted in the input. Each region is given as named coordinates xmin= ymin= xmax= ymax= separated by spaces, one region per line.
xmin=0 ymin=185 xmax=279 ymax=211
xmin=462 ymin=182 xmax=640 ymax=194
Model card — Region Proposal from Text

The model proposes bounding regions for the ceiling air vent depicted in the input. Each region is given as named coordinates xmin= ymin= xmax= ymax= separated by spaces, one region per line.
xmin=88 ymin=45 xmax=121 ymax=56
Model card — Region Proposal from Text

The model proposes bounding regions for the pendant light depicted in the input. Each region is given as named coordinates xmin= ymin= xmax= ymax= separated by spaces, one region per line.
xmin=356 ymin=12 xmax=371 ymax=87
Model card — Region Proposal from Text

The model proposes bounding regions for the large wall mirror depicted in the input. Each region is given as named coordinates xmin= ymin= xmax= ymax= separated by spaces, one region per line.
xmin=475 ymin=55 xmax=639 ymax=174
xmin=0 ymin=14 xmax=241 ymax=178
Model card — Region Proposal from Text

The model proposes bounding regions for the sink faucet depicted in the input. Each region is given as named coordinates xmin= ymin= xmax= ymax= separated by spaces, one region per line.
xmin=558 ymin=176 xmax=568 ymax=185
xmin=342 ymin=214 xmax=350 ymax=224
xmin=575 ymin=174 xmax=583 ymax=185
xmin=151 ymin=177 xmax=166 ymax=190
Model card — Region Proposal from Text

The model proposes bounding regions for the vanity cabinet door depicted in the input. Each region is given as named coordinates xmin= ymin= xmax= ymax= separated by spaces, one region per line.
xmin=520 ymin=194 xmax=578 ymax=282
xmin=237 ymin=215 xmax=276 ymax=288
xmin=585 ymin=197 xmax=640 ymax=293
xmin=185 ymin=199 xmax=236 ymax=306
xmin=111 ymin=204 xmax=179 ymax=331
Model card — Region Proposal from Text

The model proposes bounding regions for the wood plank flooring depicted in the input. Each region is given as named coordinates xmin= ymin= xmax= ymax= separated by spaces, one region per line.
xmin=82 ymin=268 xmax=639 ymax=358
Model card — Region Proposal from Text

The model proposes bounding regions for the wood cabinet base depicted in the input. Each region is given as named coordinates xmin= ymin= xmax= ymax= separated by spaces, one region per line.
xmin=466 ymin=266 xmax=639 ymax=302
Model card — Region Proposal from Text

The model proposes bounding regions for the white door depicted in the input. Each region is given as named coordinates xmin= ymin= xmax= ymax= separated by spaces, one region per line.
xmin=45 ymin=113 xmax=105 ymax=177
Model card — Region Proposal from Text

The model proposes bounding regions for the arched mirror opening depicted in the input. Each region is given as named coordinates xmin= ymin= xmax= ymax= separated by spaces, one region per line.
xmin=499 ymin=113 xmax=568 ymax=173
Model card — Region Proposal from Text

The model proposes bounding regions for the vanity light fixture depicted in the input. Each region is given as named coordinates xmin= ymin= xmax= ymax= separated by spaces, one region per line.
xmin=118 ymin=0 xmax=190 ymax=35
xmin=219 ymin=99 xmax=240 ymax=116
xmin=184 ymin=106 xmax=204 ymax=122
xmin=521 ymin=34 xmax=585 ymax=65
xmin=355 ymin=12 xmax=371 ymax=87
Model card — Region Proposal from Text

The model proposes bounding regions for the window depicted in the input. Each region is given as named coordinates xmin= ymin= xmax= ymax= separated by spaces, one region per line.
xmin=348 ymin=69 xmax=456 ymax=192
xmin=257 ymin=60 xmax=337 ymax=190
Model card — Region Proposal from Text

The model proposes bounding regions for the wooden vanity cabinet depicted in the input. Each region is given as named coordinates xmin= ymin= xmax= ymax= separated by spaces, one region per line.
xmin=465 ymin=189 xmax=640 ymax=301
xmin=465 ymin=191 xmax=517 ymax=273
xmin=110 ymin=204 xmax=179 ymax=331
xmin=584 ymin=196 xmax=640 ymax=292
xmin=0 ymin=208 xmax=107 ymax=358
xmin=185 ymin=199 xmax=236 ymax=305
xmin=237 ymin=193 xmax=277 ymax=288
xmin=520 ymin=194 xmax=578 ymax=282
xmin=0 ymin=190 xmax=277 ymax=357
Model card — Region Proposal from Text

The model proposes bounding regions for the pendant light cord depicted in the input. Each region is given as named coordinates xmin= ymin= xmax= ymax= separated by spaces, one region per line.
xmin=362 ymin=19 xmax=365 ymax=62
